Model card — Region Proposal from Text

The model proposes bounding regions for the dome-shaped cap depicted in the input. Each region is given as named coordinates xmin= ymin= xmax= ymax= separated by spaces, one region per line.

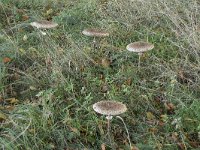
xmin=93 ymin=100 xmax=127 ymax=116
xmin=30 ymin=20 xmax=58 ymax=29
xmin=126 ymin=41 xmax=154 ymax=53
xmin=82 ymin=28 xmax=109 ymax=37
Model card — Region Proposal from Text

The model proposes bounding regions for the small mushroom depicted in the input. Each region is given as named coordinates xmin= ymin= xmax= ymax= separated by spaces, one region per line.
xmin=93 ymin=100 xmax=127 ymax=119
xmin=82 ymin=28 xmax=109 ymax=49
xmin=82 ymin=28 xmax=109 ymax=37
xmin=30 ymin=20 xmax=58 ymax=35
xmin=126 ymin=41 xmax=154 ymax=68
xmin=93 ymin=101 xmax=131 ymax=149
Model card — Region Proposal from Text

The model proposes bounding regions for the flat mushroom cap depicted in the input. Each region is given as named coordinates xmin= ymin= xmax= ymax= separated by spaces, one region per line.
xmin=82 ymin=28 xmax=109 ymax=37
xmin=126 ymin=41 xmax=154 ymax=53
xmin=93 ymin=101 xmax=127 ymax=116
xmin=30 ymin=20 xmax=58 ymax=29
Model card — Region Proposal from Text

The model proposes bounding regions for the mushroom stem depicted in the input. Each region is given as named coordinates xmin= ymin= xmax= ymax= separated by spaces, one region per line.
xmin=93 ymin=37 xmax=96 ymax=44
xmin=93 ymin=37 xmax=97 ymax=50
xmin=107 ymin=118 xmax=111 ymax=145
xmin=116 ymin=116 xmax=132 ymax=149
xmin=39 ymin=30 xmax=47 ymax=35
xmin=138 ymin=53 xmax=142 ymax=68
xmin=106 ymin=116 xmax=115 ymax=150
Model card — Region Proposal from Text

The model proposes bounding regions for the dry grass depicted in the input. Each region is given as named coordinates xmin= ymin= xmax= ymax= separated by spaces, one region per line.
xmin=0 ymin=0 xmax=200 ymax=149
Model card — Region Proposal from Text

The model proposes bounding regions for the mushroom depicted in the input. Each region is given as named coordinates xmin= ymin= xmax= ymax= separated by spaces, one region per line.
xmin=82 ymin=28 xmax=109 ymax=50
xmin=93 ymin=100 xmax=127 ymax=119
xmin=126 ymin=41 xmax=154 ymax=68
xmin=30 ymin=20 xmax=58 ymax=35
xmin=93 ymin=101 xmax=131 ymax=149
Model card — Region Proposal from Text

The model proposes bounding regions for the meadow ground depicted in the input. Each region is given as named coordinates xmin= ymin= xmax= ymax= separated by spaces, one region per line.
xmin=0 ymin=0 xmax=200 ymax=149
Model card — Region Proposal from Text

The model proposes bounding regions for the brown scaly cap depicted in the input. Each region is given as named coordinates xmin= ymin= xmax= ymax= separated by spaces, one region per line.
xmin=93 ymin=100 xmax=127 ymax=116
xmin=30 ymin=20 xmax=58 ymax=29
xmin=126 ymin=41 xmax=154 ymax=53
xmin=82 ymin=28 xmax=109 ymax=37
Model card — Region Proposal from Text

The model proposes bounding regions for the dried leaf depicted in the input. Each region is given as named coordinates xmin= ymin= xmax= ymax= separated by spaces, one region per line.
xmin=149 ymin=127 xmax=158 ymax=133
xmin=23 ymin=35 xmax=28 ymax=41
xmin=160 ymin=114 xmax=168 ymax=122
xmin=22 ymin=15 xmax=29 ymax=21
xmin=177 ymin=142 xmax=186 ymax=150
xmin=125 ymin=78 xmax=132 ymax=86
xmin=5 ymin=106 xmax=15 ymax=111
xmin=46 ymin=9 xmax=53 ymax=16
xmin=45 ymin=55 xmax=52 ymax=65
xmin=164 ymin=102 xmax=175 ymax=110
xmin=188 ymin=141 xmax=199 ymax=148
xmin=70 ymin=127 xmax=79 ymax=134
xmin=19 ymin=48 xmax=26 ymax=54
xmin=3 ymin=57 xmax=11 ymax=63
xmin=18 ymin=28 xmax=24 ymax=32
xmin=158 ymin=121 xmax=165 ymax=126
xmin=10 ymin=98 xmax=19 ymax=104
xmin=171 ymin=132 xmax=178 ymax=142
xmin=146 ymin=120 xmax=157 ymax=125
xmin=80 ymin=65 xmax=85 ymax=72
xmin=164 ymin=102 xmax=175 ymax=113
xmin=101 ymin=58 xmax=111 ymax=68
xmin=146 ymin=112 xmax=155 ymax=120
xmin=131 ymin=145 xmax=139 ymax=150
xmin=12 ymin=73 xmax=20 ymax=80
xmin=178 ymin=70 xmax=184 ymax=80
xmin=30 ymin=86 xmax=37 ymax=90
xmin=48 ymin=143 xmax=55 ymax=149
xmin=101 ymin=84 xmax=108 ymax=93
xmin=100 ymin=74 xmax=104 ymax=80
xmin=17 ymin=9 xmax=25 ymax=13
xmin=168 ymin=103 xmax=175 ymax=110
xmin=0 ymin=95 xmax=3 ymax=102
xmin=5 ymin=98 xmax=19 ymax=104
xmin=29 ymin=128 xmax=35 ymax=133
xmin=101 ymin=143 xmax=106 ymax=150
xmin=0 ymin=112 xmax=7 ymax=121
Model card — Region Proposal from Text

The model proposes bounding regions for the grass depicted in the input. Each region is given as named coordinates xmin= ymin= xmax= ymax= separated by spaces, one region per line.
xmin=0 ymin=0 xmax=200 ymax=149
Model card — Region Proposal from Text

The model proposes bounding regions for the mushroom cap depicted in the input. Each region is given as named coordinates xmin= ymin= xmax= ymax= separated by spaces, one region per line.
xmin=30 ymin=20 xmax=58 ymax=29
xmin=82 ymin=28 xmax=109 ymax=37
xmin=93 ymin=100 xmax=127 ymax=116
xmin=126 ymin=41 xmax=154 ymax=53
